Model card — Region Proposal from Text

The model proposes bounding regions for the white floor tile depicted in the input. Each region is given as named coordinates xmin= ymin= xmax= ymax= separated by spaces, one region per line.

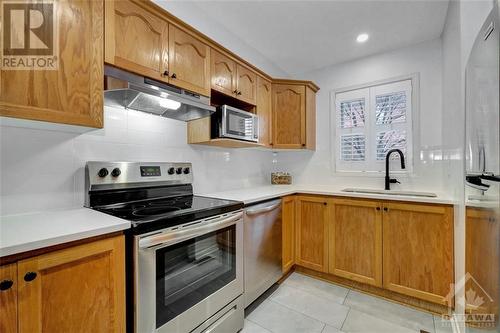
xmin=270 ymin=284 xmax=350 ymax=329
xmin=241 ymin=319 xmax=272 ymax=333
xmin=283 ymin=273 xmax=349 ymax=304
xmin=322 ymin=324 xmax=345 ymax=333
xmin=341 ymin=309 xmax=418 ymax=333
xmin=246 ymin=300 xmax=325 ymax=333
xmin=344 ymin=290 xmax=435 ymax=332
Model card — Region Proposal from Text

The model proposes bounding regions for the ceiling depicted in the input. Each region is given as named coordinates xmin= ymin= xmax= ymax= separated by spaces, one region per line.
xmin=190 ymin=0 xmax=450 ymax=76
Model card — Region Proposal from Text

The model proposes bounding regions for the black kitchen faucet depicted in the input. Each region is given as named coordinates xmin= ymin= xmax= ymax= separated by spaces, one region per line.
xmin=385 ymin=149 xmax=406 ymax=190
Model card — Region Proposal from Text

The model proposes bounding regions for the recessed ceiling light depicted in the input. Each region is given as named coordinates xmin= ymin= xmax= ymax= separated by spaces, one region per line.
xmin=356 ymin=33 xmax=369 ymax=43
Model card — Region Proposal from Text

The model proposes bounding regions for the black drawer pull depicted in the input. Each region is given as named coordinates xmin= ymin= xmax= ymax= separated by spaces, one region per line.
xmin=383 ymin=207 xmax=388 ymax=212
xmin=0 ymin=280 xmax=13 ymax=291
xmin=24 ymin=272 xmax=37 ymax=282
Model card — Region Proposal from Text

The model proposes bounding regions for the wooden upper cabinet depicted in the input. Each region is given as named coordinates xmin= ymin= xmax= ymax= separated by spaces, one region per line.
xmin=295 ymin=196 xmax=329 ymax=272
xmin=236 ymin=64 xmax=257 ymax=105
xmin=0 ymin=0 xmax=103 ymax=128
xmin=272 ymin=84 xmax=305 ymax=149
xmin=0 ymin=263 xmax=17 ymax=333
xmin=329 ymin=198 xmax=382 ymax=287
xmin=105 ymin=0 xmax=169 ymax=82
xmin=211 ymin=49 xmax=237 ymax=96
xmin=17 ymin=236 xmax=125 ymax=333
xmin=382 ymin=202 xmax=454 ymax=305
xmin=256 ymin=76 xmax=272 ymax=147
xmin=168 ymin=25 xmax=211 ymax=96
xmin=282 ymin=196 xmax=296 ymax=273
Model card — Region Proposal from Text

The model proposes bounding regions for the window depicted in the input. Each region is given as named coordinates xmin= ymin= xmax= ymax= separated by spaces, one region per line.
xmin=334 ymin=79 xmax=413 ymax=173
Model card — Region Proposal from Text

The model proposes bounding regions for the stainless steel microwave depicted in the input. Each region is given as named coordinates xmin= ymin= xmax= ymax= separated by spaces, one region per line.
xmin=211 ymin=105 xmax=259 ymax=142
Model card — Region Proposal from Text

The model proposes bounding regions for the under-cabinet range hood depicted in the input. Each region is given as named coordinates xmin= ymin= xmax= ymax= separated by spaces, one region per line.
xmin=104 ymin=66 xmax=215 ymax=121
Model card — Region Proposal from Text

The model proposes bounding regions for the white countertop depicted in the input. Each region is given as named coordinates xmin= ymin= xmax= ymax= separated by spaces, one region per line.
xmin=0 ymin=208 xmax=130 ymax=257
xmin=200 ymin=184 xmax=457 ymax=205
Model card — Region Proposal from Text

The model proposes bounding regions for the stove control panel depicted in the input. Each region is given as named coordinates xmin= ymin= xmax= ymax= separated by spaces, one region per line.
xmin=86 ymin=161 xmax=193 ymax=188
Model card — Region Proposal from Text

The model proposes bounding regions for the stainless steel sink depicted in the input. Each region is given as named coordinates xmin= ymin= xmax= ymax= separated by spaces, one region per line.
xmin=342 ymin=188 xmax=437 ymax=198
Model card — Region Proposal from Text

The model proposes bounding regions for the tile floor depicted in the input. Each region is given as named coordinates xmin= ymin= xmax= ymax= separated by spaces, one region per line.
xmin=241 ymin=272 xmax=457 ymax=333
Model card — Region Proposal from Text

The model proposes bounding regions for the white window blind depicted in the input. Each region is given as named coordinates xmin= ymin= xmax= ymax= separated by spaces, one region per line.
xmin=334 ymin=79 xmax=413 ymax=173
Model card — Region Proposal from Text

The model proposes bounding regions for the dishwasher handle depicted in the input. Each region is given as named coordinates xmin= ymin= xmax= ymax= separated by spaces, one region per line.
xmin=245 ymin=201 xmax=281 ymax=216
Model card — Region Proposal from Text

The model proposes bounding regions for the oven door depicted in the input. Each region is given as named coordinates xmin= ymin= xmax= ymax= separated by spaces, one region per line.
xmin=135 ymin=211 xmax=244 ymax=333
xmin=221 ymin=105 xmax=259 ymax=142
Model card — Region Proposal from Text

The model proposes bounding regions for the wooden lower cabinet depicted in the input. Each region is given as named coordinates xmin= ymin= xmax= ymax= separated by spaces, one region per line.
xmin=1 ymin=235 xmax=125 ymax=333
xmin=328 ymin=198 xmax=382 ymax=287
xmin=0 ymin=263 xmax=17 ymax=333
xmin=282 ymin=196 xmax=296 ymax=273
xmin=295 ymin=196 xmax=329 ymax=272
xmin=382 ymin=202 xmax=454 ymax=305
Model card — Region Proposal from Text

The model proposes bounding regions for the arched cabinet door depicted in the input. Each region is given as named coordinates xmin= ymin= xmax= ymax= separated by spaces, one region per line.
xmin=272 ymin=84 xmax=306 ymax=149
xmin=105 ymin=0 xmax=169 ymax=83
xmin=211 ymin=49 xmax=237 ymax=96
xmin=168 ymin=25 xmax=211 ymax=97
xmin=256 ymin=76 xmax=272 ymax=147
xmin=236 ymin=64 xmax=257 ymax=105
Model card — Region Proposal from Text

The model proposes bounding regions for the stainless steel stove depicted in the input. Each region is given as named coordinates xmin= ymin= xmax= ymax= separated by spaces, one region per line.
xmin=85 ymin=161 xmax=245 ymax=333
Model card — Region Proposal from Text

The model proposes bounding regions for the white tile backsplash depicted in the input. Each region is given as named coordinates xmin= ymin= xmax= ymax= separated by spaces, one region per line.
xmin=0 ymin=106 xmax=273 ymax=215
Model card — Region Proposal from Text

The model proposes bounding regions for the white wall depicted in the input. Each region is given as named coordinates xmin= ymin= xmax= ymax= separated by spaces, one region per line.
xmin=273 ymin=38 xmax=445 ymax=193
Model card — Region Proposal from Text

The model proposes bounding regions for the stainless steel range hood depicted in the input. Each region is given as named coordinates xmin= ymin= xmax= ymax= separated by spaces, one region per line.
xmin=104 ymin=66 xmax=215 ymax=122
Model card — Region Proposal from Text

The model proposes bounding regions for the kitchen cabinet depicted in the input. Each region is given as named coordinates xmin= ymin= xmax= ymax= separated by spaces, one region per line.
xmin=466 ymin=207 xmax=499 ymax=319
xmin=256 ymin=76 xmax=273 ymax=147
xmin=105 ymin=0 xmax=210 ymax=96
xmin=0 ymin=263 xmax=17 ymax=333
xmin=0 ymin=235 xmax=125 ymax=333
xmin=295 ymin=196 xmax=329 ymax=272
xmin=235 ymin=64 xmax=257 ymax=105
xmin=328 ymin=198 xmax=382 ymax=287
xmin=272 ymin=81 xmax=318 ymax=149
xmin=211 ymin=49 xmax=237 ymax=96
xmin=282 ymin=196 xmax=296 ymax=273
xmin=382 ymin=202 xmax=454 ymax=305
xmin=0 ymin=0 xmax=103 ymax=128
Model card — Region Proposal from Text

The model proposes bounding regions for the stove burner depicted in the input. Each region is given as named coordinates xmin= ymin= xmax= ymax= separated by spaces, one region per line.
xmin=132 ymin=206 xmax=181 ymax=217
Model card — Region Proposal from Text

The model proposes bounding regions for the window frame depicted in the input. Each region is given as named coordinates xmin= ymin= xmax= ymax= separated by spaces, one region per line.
xmin=330 ymin=73 xmax=420 ymax=177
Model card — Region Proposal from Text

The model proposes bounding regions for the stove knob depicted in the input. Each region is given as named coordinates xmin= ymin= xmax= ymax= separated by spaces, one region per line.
xmin=176 ymin=167 xmax=183 ymax=175
xmin=183 ymin=167 xmax=190 ymax=174
xmin=168 ymin=167 xmax=175 ymax=175
xmin=111 ymin=168 xmax=121 ymax=177
xmin=97 ymin=168 xmax=108 ymax=178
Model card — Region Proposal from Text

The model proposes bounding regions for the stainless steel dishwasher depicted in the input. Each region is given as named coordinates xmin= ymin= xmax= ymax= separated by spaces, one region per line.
xmin=243 ymin=198 xmax=282 ymax=307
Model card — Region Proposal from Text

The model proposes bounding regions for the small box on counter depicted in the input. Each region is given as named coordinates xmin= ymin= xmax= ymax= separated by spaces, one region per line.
xmin=271 ymin=172 xmax=292 ymax=185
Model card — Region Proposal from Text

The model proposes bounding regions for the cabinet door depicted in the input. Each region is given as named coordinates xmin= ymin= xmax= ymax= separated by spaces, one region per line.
xmin=329 ymin=198 xmax=382 ymax=287
xmin=256 ymin=76 xmax=272 ymax=147
xmin=383 ymin=203 xmax=454 ymax=304
xmin=236 ymin=64 xmax=257 ymax=105
xmin=0 ymin=263 xmax=17 ymax=333
xmin=17 ymin=236 xmax=125 ymax=333
xmin=0 ymin=0 xmax=103 ymax=128
xmin=295 ymin=196 xmax=329 ymax=272
xmin=105 ymin=0 xmax=169 ymax=82
xmin=169 ymin=25 xmax=211 ymax=96
xmin=272 ymin=84 xmax=306 ymax=149
xmin=282 ymin=196 xmax=296 ymax=273
xmin=211 ymin=49 xmax=236 ymax=96
xmin=466 ymin=207 xmax=499 ymax=318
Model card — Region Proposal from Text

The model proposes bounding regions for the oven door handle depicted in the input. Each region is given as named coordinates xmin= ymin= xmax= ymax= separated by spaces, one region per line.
xmin=138 ymin=212 xmax=243 ymax=250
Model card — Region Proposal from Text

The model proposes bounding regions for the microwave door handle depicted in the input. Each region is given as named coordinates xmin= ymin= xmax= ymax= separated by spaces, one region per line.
xmin=139 ymin=212 xmax=243 ymax=249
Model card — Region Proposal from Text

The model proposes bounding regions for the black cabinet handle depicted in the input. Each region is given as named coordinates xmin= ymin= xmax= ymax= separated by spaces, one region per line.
xmin=163 ymin=70 xmax=169 ymax=76
xmin=237 ymin=91 xmax=242 ymax=95
xmin=0 ymin=280 xmax=13 ymax=291
xmin=383 ymin=207 xmax=388 ymax=212
xmin=171 ymin=73 xmax=177 ymax=79
xmin=24 ymin=272 xmax=37 ymax=282
xmin=323 ymin=202 xmax=327 ymax=205
xmin=376 ymin=207 xmax=381 ymax=211
xmin=233 ymin=89 xmax=238 ymax=94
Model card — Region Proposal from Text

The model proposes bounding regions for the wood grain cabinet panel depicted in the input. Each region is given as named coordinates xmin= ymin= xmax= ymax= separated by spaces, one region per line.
xmin=282 ymin=196 xmax=296 ymax=273
xmin=256 ymin=76 xmax=272 ymax=147
xmin=0 ymin=263 xmax=17 ymax=333
xmin=236 ymin=64 xmax=257 ymax=105
xmin=465 ymin=207 xmax=499 ymax=322
xmin=272 ymin=84 xmax=306 ymax=149
xmin=17 ymin=235 xmax=125 ymax=333
xmin=211 ymin=49 xmax=237 ymax=96
xmin=105 ymin=0 xmax=169 ymax=82
xmin=329 ymin=198 xmax=382 ymax=287
xmin=295 ymin=196 xmax=329 ymax=272
xmin=382 ymin=202 xmax=454 ymax=304
xmin=0 ymin=0 xmax=103 ymax=128
xmin=168 ymin=25 xmax=211 ymax=96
